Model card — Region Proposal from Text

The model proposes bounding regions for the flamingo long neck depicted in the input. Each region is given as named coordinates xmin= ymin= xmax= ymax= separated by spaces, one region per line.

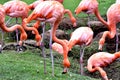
xmin=64 ymin=9 xmax=76 ymax=27
xmin=52 ymin=21 xmax=68 ymax=59
xmin=68 ymin=40 xmax=76 ymax=51
xmin=87 ymin=62 xmax=96 ymax=72
xmin=1 ymin=23 xmax=27 ymax=45
xmin=22 ymin=18 xmax=41 ymax=46
xmin=94 ymin=9 xmax=108 ymax=27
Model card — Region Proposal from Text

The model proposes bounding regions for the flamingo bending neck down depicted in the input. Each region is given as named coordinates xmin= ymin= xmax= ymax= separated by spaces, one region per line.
xmin=24 ymin=0 xmax=76 ymax=75
xmin=97 ymin=1 xmax=120 ymax=51
xmin=0 ymin=4 xmax=27 ymax=46
xmin=86 ymin=51 xmax=120 ymax=80
xmin=3 ymin=0 xmax=29 ymax=50
xmin=75 ymin=0 xmax=120 ymax=51
xmin=52 ymin=27 xmax=93 ymax=75
xmin=74 ymin=0 xmax=107 ymax=26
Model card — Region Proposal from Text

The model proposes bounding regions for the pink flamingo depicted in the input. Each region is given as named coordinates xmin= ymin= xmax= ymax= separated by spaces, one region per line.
xmin=52 ymin=27 xmax=93 ymax=75
xmin=74 ymin=0 xmax=106 ymax=25
xmin=0 ymin=4 xmax=27 ymax=46
xmin=28 ymin=0 xmax=64 ymax=74
xmin=28 ymin=0 xmax=64 ymax=30
xmin=3 ymin=0 xmax=30 ymax=51
xmin=75 ymin=0 xmax=120 ymax=51
xmin=3 ymin=0 xmax=41 ymax=47
xmin=24 ymin=0 xmax=76 ymax=75
xmin=86 ymin=51 xmax=120 ymax=80
xmin=97 ymin=1 xmax=120 ymax=51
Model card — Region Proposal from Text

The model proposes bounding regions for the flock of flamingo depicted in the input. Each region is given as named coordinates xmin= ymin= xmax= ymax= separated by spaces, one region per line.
xmin=0 ymin=0 xmax=120 ymax=80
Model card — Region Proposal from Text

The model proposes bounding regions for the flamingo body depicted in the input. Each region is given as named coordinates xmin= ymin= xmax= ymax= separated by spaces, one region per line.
xmin=68 ymin=27 xmax=93 ymax=50
xmin=3 ymin=0 xmax=29 ymax=18
xmin=87 ymin=51 xmax=120 ymax=80
xmin=75 ymin=0 xmax=98 ymax=14
xmin=30 ymin=1 xmax=64 ymax=23
xmin=3 ymin=0 xmax=30 ymax=32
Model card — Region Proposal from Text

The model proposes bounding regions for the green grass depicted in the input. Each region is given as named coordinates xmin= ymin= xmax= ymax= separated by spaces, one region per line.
xmin=0 ymin=0 xmax=115 ymax=80
xmin=0 ymin=50 xmax=99 ymax=80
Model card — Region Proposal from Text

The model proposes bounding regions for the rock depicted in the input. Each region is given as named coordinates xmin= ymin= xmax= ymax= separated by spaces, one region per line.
xmin=87 ymin=21 xmax=108 ymax=37
xmin=42 ymin=29 xmax=69 ymax=48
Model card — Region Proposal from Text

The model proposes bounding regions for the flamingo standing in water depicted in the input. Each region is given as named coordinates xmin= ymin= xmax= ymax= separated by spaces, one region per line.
xmin=0 ymin=4 xmax=27 ymax=46
xmin=52 ymin=27 xmax=93 ymax=75
xmin=86 ymin=51 xmax=120 ymax=80
xmin=23 ymin=0 xmax=76 ymax=75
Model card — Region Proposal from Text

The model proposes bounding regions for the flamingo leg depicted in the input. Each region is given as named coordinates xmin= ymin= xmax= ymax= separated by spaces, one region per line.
xmin=15 ymin=18 xmax=22 ymax=52
xmin=16 ymin=18 xmax=19 ymax=43
xmin=116 ymin=29 xmax=118 ymax=52
xmin=41 ymin=22 xmax=47 ymax=74
xmin=50 ymin=23 xmax=54 ymax=76
xmin=1 ymin=17 xmax=13 ymax=50
xmin=80 ymin=44 xmax=85 ymax=75
xmin=87 ymin=14 xmax=91 ymax=27
xmin=6 ymin=17 xmax=13 ymax=26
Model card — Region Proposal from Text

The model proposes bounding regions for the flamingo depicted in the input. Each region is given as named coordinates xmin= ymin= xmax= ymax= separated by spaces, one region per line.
xmin=75 ymin=0 xmax=120 ymax=52
xmin=74 ymin=0 xmax=106 ymax=26
xmin=28 ymin=0 xmax=64 ymax=30
xmin=0 ymin=4 xmax=27 ymax=46
xmin=52 ymin=27 xmax=93 ymax=75
xmin=3 ymin=0 xmax=30 ymax=51
xmin=86 ymin=51 xmax=120 ymax=80
xmin=28 ymin=0 xmax=64 ymax=74
xmin=97 ymin=1 xmax=120 ymax=51
xmin=23 ymin=0 xmax=76 ymax=75
xmin=3 ymin=0 xmax=29 ymax=22
xmin=3 ymin=0 xmax=41 ymax=47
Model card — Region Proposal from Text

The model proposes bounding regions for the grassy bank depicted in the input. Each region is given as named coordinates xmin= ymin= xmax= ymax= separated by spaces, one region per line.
xmin=0 ymin=50 xmax=99 ymax=80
